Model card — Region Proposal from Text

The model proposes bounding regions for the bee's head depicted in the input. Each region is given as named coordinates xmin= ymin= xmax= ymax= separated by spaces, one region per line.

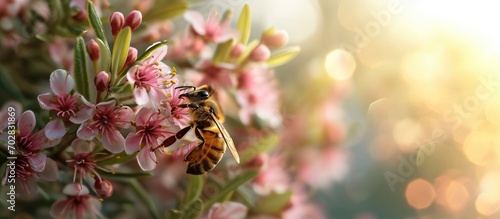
xmin=178 ymin=85 xmax=213 ymax=102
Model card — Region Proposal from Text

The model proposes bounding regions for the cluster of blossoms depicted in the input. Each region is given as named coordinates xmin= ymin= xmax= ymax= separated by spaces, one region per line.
xmin=0 ymin=1 xmax=348 ymax=219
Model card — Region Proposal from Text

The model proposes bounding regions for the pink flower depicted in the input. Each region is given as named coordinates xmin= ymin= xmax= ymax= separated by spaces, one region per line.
xmin=184 ymin=8 xmax=237 ymax=43
xmin=186 ymin=60 xmax=235 ymax=89
xmin=236 ymin=68 xmax=281 ymax=127
xmin=1 ymin=111 xmax=59 ymax=197
xmin=166 ymin=34 xmax=205 ymax=60
xmin=203 ymin=202 xmax=248 ymax=219
xmin=281 ymin=186 xmax=326 ymax=219
xmin=77 ymin=100 xmax=133 ymax=153
xmin=66 ymin=139 xmax=112 ymax=186
xmin=38 ymin=69 xmax=95 ymax=139
xmin=127 ymin=44 xmax=174 ymax=106
xmin=160 ymin=84 xmax=191 ymax=127
xmin=49 ymin=39 xmax=74 ymax=73
xmin=125 ymin=107 xmax=176 ymax=171
xmin=0 ymin=101 xmax=22 ymax=131
xmin=253 ymin=155 xmax=290 ymax=195
xmin=50 ymin=184 xmax=103 ymax=219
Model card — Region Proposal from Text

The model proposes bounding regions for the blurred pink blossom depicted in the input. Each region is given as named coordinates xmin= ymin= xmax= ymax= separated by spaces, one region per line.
xmin=77 ymin=100 xmax=133 ymax=153
xmin=187 ymin=60 xmax=235 ymax=88
xmin=125 ymin=107 xmax=176 ymax=171
xmin=184 ymin=8 xmax=237 ymax=43
xmin=38 ymin=69 xmax=95 ymax=139
xmin=50 ymin=184 xmax=103 ymax=219
xmin=203 ymin=202 xmax=248 ymax=219
xmin=253 ymin=154 xmax=290 ymax=195
xmin=127 ymin=44 xmax=173 ymax=106
xmin=166 ymin=34 xmax=205 ymax=60
xmin=297 ymin=148 xmax=348 ymax=189
xmin=49 ymin=39 xmax=74 ymax=73
xmin=281 ymin=186 xmax=326 ymax=219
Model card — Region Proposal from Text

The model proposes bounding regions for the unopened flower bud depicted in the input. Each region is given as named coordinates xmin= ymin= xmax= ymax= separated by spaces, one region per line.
xmin=230 ymin=43 xmax=245 ymax=58
xmin=124 ymin=47 xmax=138 ymax=69
xmin=249 ymin=44 xmax=271 ymax=62
xmin=124 ymin=10 xmax=142 ymax=32
xmin=245 ymin=153 xmax=267 ymax=169
xmin=94 ymin=71 xmax=110 ymax=93
xmin=110 ymin=12 xmax=125 ymax=36
xmin=86 ymin=39 xmax=100 ymax=62
xmin=94 ymin=178 xmax=113 ymax=198
xmin=261 ymin=29 xmax=288 ymax=49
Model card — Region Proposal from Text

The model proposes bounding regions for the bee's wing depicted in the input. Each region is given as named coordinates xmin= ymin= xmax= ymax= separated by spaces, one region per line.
xmin=210 ymin=113 xmax=240 ymax=163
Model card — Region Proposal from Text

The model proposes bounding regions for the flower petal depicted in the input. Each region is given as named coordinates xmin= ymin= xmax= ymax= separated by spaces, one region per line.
xmin=44 ymin=119 xmax=67 ymax=139
xmin=114 ymin=106 xmax=134 ymax=129
xmin=184 ymin=10 xmax=206 ymax=35
xmin=71 ymin=138 xmax=92 ymax=154
xmin=101 ymin=129 xmax=125 ymax=153
xmin=50 ymin=200 xmax=70 ymax=219
xmin=137 ymin=148 xmax=156 ymax=171
xmin=70 ymin=96 xmax=95 ymax=124
xmin=125 ymin=133 xmax=142 ymax=154
xmin=18 ymin=111 xmax=36 ymax=137
xmin=151 ymin=45 xmax=168 ymax=62
xmin=39 ymin=158 xmax=59 ymax=181
xmin=50 ymin=69 xmax=75 ymax=96
xmin=207 ymin=202 xmax=248 ymax=219
xmin=134 ymin=87 xmax=149 ymax=105
xmin=28 ymin=153 xmax=46 ymax=172
xmin=63 ymin=183 xmax=89 ymax=196
xmin=37 ymin=93 xmax=56 ymax=110
xmin=96 ymin=100 xmax=116 ymax=112
xmin=77 ymin=122 xmax=98 ymax=141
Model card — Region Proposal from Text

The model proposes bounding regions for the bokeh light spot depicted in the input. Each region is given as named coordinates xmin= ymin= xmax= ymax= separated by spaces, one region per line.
xmin=325 ymin=49 xmax=356 ymax=80
xmin=405 ymin=179 xmax=436 ymax=210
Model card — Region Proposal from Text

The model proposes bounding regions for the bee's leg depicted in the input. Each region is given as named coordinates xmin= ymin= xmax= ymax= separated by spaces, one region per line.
xmin=177 ymin=103 xmax=199 ymax=109
xmin=152 ymin=125 xmax=193 ymax=151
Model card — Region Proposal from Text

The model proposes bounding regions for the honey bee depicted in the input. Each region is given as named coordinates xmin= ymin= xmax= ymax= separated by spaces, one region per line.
xmin=155 ymin=85 xmax=240 ymax=174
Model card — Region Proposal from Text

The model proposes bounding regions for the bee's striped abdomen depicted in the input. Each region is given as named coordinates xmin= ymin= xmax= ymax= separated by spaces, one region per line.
xmin=185 ymin=129 xmax=226 ymax=175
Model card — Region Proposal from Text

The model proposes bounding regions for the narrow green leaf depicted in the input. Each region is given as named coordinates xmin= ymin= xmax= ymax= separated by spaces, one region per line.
xmin=67 ymin=25 xmax=87 ymax=36
xmin=96 ymin=151 xmax=137 ymax=166
xmin=97 ymin=170 xmax=154 ymax=179
xmin=184 ymin=175 xmax=204 ymax=206
xmin=96 ymin=38 xmax=111 ymax=72
xmin=143 ymin=1 xmax=189 ymax=22
xmin=253 ymin=190 xmax=293 ymax=215
xmin=74 ymin=37 xmax=90 ymax=99
xmin=111 ymin=27 xmax=132 ymax=84
xmin=165 ymin=210 xmax=182 ymax=219
xmin=204 ymin=169 xmax=259 ymax=211
xmin=237 ymin=4 xmax=251 ymax=44
xmin=212 ymin=39 xmax=234 ymax=63
xmin=129 ymin=179 xmax=161 ymax=219
xmin=0 ymin=69 xmax=26 ymax=103
xmin=240 ymin=134 xmax=279 ymax=163
xmin=267 ymin=46 xmax=301 ymax=68
xmin=87 ymin=1 xmax=109 ymax=49
xmin=183 ymin=199 xmax=204 ymax=219
xmin=236 ymin=40 xmax=259 ymax=65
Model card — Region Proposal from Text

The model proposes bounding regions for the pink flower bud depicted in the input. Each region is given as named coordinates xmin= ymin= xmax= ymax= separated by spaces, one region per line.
xmin=110 ymin=12 xmax=124 ymax=36
xmin=261 ymin=29 xmax=289 ymax=49
xmin=124 ymin=47 xmax=138 ymax=68
xmin=230 ymin=43 xmax=245 ymax=58
xmin=86 ymin=39 xmax=100 ymax=62
xmin=249 ymin=44 xmax=271 ymax=62
xmin=72 ymin=10 xmax=87 ymax=21
xmin=94 ymin=178 xmax=113 ymax=198
xmin=124 ymin=10 xmax=142 ymax=32
xmin=94 ymin=71 xmax=110 ymax=93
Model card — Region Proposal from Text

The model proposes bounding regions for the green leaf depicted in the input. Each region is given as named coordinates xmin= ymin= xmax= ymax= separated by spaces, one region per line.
xmin=0 ymin=69 xmax=26 ymax=103
xmin=96 ymin=38 xmax=111 ymax=72
xmin=236 ymin=40 xmax=259 ymax=65
xmin=111 ymin=27 xmax=132 ymax=84
xmin=253 ymin=190 xmax=293 ymax=215
xmin=128 ymin=179 xmax=161 ymax=219
xmin=237 ymin=4 xmax=251 ymax=45
xmin=212 ymin=39 xmax=234 ymax=63
xmin=240 ymin=134 xmax=279 ymax=163
xmin=96 ymin=151 xmax=137 ymax=166
xmin=74 ymin=37 xmax=91 ymax=100
xmin=165 ymin=210 xmax=182 ymax=219
xmin=87 ymin=1 xmax=109 ymax=49
xmin=267 ymin=46 xmax=301 ymax=68
xmin=184 ymin=175 xmax=204 ymax=206
xmin=204 ymin=169 xmax=259 ymax=211
xmin=143 ymin=1 xmax=189 ymax=22
xmin=183 ymin=199 xmax=204 ymax=219
xmin=67 ymin=25 xmax=87 ymax=36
